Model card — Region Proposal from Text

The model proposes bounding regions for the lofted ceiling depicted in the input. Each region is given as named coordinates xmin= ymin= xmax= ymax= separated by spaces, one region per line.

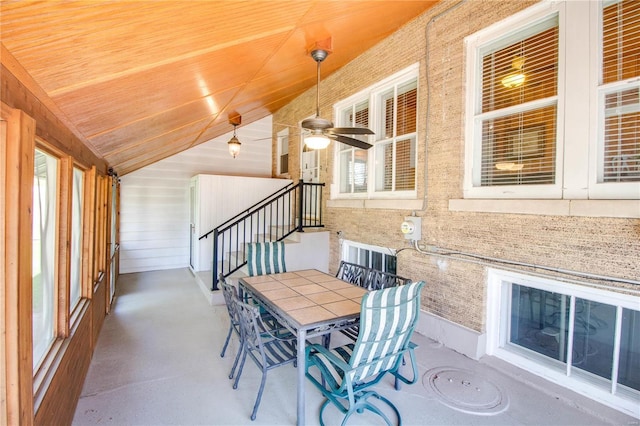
xmin=1 ymin=1 xmax=438 ymax=175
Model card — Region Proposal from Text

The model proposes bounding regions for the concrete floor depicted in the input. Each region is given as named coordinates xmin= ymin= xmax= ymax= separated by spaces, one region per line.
xmin=72 ymin=268 xmax=636 ymax=426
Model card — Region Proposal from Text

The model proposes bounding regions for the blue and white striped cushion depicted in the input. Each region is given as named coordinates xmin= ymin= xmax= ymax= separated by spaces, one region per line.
xmin=247 ymin=242 xmax=286 ymax=276
xmin=349 ymin=281 xmax=425 ymax=383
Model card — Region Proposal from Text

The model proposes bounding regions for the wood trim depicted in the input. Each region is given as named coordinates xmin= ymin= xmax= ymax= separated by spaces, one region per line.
xmin=105 ymin=177 xmax=114 ymax=313
xmin=56 ymin=157 xmax=72 ymax=337
xmin=2 ymin=101 xmax=36 ymax=425
xmin=1 ymin=114 xmax=7 ymax=426
xmin=82 ymin=167 xmax=96 ymax=300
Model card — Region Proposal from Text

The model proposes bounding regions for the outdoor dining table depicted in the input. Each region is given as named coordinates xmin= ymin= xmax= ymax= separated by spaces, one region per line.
xmin=237 ymin=269 xmax=367 ymax=426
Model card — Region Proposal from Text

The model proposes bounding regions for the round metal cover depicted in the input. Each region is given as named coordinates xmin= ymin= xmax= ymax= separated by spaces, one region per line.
xmin=422 ymin=367 xmax=509 ymax=415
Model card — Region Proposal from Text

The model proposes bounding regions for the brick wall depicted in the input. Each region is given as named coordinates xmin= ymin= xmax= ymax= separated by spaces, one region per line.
xmin=273 ymin=0 xmax=639 ymax=333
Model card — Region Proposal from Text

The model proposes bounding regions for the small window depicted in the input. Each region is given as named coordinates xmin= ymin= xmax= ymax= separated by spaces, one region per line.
xmin=277 ymin=129 xmax=289 ymax=175
xmin=341 ymin=240 xmax=397 ymax=274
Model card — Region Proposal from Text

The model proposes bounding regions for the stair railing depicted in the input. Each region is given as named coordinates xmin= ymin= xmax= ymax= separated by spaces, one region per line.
xmin=199 ymin=179 xmax=325 ymax=290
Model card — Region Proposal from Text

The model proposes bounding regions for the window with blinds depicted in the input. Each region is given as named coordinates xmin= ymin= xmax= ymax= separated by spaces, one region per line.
xmin=375 ymin=78 xmax=417 ymax=192
xmin=600 ymin=0 xmax=640 ymax=183
xmin=334 ymin=64 xmax=418 ymax=198
xmin=478 ymin=16 xmax=559 ymax=187
xmin=277 ymin=130 xmax=288 ymax=175
xmin=338 ymin=100 xmax=369 ymax=194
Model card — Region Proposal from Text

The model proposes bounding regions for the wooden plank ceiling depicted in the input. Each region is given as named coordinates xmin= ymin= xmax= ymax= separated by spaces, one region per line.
xmin=1 ymin=1 xmax=437 ymax=175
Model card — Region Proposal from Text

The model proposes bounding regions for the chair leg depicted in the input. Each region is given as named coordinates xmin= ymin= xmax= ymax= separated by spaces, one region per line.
xmin=341 ymin=391 xmax=399 ymax=426
xmin=250 ymin=369 xmax=268 ymax=421
xmin=220 ymin=325 xmax=234 ymax=357
xmin=229 ymin=342 xmax=243 ymax=380
xmin=233 ymin=350 xmax=248 ymax=389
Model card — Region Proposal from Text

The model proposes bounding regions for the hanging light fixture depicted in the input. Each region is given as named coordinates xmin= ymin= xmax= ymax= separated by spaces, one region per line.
xmin=227 ymin=116 xmax=242 ymax=158
xmin=501 ymin=55 xmax=526 ymax=89
xmin=304 ymin=130 xmax=330 ymax=150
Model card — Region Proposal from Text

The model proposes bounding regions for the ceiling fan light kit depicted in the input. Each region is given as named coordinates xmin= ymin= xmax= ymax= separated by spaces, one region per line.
xmin=302 ymin=48 xmax=375 ymax=150
xmin=305 ymin=134 xmax=331 ymax=150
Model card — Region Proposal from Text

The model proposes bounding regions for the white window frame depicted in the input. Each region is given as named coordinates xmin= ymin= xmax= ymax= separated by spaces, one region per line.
xmin=486 ymin=268 xmax=640 ymax=417
xmin=277 ymin=128 xmax=289 ymax=176
xmin=463 ymin=0 xmax=640 ymax=201
xmin=341 ymin=239 xmax=398 ymax=274
xmin=332 ymin=63 xmax=419 ymax=201
xmin=590 ymin=0 xmax=640 ymax=199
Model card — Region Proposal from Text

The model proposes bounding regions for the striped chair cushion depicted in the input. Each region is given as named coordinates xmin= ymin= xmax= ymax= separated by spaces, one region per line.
xmin=348 ymin=281 xmax=424 ymax=384
xmin=246 ymin=241 xmax=286 ymax=276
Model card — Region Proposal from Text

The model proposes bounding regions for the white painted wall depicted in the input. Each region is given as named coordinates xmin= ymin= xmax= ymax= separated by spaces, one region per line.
xmin=119 ymin=116 xmax=275 ymax=273
xmin=191 ymin=174 xmax=292 ymax=271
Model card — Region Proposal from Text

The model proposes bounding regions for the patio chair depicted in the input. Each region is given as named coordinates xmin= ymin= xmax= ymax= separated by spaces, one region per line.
xmin=369 ymin=269 xmax=411 ymax=290
xmin=335 ymin=260 xmax=370 ymax=288
xmin=338 ymin=265 xmax=412 ymax=341
xmin=220 ymin=276 xmax=243 ymax=380
xmin=305 ymin=280 xmax=425 ymax=426
xmin=233 ymin=299 xmax=297 ymax=421
xmin=246 ymin=241 xmax=286 ymax=276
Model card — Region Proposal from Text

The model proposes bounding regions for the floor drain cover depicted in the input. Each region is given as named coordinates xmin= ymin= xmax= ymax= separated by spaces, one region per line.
xmin=422 ymin=367 xmax=509 ymax=415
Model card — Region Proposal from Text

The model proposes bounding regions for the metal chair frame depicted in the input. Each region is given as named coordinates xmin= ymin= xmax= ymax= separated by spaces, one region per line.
xmin=305 ymin=281 xmax=425 ymax=426
xmin=233 ymin=299 xmax=297 ymax=421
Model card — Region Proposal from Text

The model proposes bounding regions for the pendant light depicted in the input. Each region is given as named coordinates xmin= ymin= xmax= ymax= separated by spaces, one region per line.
xmin=228 ymin=116 xmax=242 ymax=158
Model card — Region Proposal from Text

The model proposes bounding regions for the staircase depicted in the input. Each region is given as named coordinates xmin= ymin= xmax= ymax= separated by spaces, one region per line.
xmin=198 ymin=179 xmax=326 ymax=291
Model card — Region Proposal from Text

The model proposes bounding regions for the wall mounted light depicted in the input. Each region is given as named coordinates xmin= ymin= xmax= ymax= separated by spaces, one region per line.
xmin=227 ymin=116 xmax=242 ymax=158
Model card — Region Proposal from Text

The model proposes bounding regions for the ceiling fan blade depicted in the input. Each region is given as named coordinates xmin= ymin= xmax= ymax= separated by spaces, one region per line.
xmin=328 ymin=134 xmax=373 ymax=150
xmin=326 ymin=127 xmax=374 ymax=135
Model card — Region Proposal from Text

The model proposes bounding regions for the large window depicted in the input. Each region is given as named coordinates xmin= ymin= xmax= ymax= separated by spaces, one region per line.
xmin=33 ymin=149 xmax=58 ymax=370
xmin=70 ymin=167 xmax=84 ymax=312
xmin=464 ymin=0 xmax=639 ymax=200
xmin=488 ymin=269 xmax=640 ymax=416
xmin=335 ymin=64 xmax=418 ymax=198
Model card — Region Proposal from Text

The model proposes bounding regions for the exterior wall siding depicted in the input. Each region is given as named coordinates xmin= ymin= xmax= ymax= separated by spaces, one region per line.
xmin=273 ymin=0 xmax=640 ymax=338
xmin=119 ymin=117 xmax=274 ymax=274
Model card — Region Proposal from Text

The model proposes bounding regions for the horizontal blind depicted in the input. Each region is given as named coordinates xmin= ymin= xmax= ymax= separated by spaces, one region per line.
xmin=601 ymin=0 xmax=640 ymax=182
xmin=602 ymin=0 xmax=640 ymax=84
xmin=482 ymin=26 xmax=558 ymax=114
xmin=396 ymin=80 xmax=417 ymax=190
xmin=479 ymin=16 xmax=558 ymax=187
xmin=339 ymin=100 xmax=369 ymax=151
xmin=376 ymin=80 xmax=417 ymax=191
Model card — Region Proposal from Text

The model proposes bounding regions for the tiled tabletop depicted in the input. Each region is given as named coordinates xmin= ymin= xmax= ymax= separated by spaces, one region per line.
xmin=239 ymin=269 xmax=366 ymax=328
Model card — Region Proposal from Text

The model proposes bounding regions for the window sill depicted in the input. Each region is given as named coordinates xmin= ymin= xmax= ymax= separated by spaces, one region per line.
xmin=328 ymin=198 xmax=423 ymax=210
xmin=449 ymin=199 xmax=640 ymax=218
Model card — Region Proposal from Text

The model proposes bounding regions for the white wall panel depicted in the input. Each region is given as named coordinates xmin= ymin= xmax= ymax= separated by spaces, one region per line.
xmin=191 ymin=174 xmax=293 ymax=271
xmin=119 ymin=116 xmax=275 ymax=274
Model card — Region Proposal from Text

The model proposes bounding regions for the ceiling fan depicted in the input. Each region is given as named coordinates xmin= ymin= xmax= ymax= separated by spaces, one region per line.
xmin=302 ymin=49 xmax=374 ymax=150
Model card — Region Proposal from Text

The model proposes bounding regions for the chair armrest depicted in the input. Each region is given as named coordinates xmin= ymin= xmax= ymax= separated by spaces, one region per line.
xmin=390 ymin=341 xmax=419 ymax=386
xmin=305 ymin=343 xmax=351 ymax=372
